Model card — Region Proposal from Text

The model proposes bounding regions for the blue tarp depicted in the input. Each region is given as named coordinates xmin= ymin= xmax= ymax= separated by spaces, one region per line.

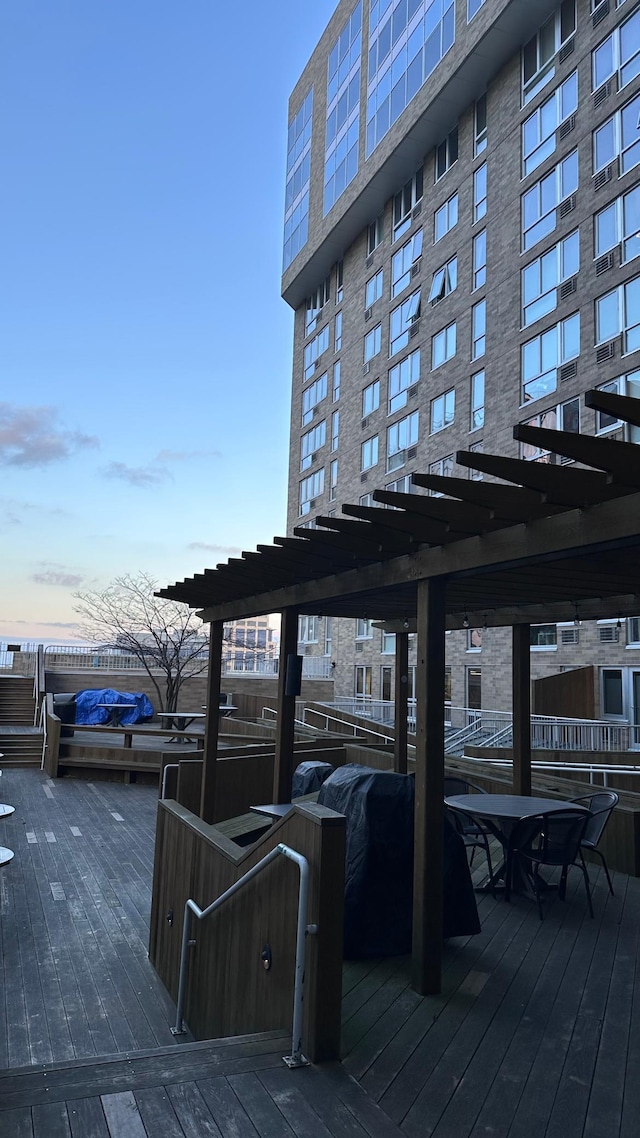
xmin=74 ymin=688 xmax=153 ymax=725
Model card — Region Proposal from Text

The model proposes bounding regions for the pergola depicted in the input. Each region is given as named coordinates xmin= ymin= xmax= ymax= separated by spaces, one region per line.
xmin=159 ymin=389 xmax=640 ymax=994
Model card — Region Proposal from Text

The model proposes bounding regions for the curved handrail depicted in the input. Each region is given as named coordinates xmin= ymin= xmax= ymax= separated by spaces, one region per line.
xmin=171 ymin=842 xmax=312 ymax=1068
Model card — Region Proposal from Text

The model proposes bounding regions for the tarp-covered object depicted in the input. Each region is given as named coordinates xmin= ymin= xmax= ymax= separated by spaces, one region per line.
xmin=318 ymin=765 xmax=480 ymax=958
xmin=292 ymin=760 xmax=334 ymax=799
xmin=74 ymin=688 xmax=153 ymax=725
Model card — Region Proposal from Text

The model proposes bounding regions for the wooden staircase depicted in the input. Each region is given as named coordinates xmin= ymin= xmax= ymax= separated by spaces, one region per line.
xmin=0 ymin=678 xmax=42 ymax=765
xmin=0 ymin=1031 xmax=404 ymax=1136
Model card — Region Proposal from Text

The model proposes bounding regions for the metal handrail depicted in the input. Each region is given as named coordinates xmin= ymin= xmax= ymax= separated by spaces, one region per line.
xmin=463 ymin=755 xmax=640 ymax=787
xmin=39 ymin=698 xmax=48 ymax=771
xmin=161 ymin=760 xmax=203 ymax=800
xmin=171 ymin=842 xmax=313 ymax=1068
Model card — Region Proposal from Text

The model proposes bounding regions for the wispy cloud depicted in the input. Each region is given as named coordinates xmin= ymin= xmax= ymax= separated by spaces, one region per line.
xmin=0 ymin=404 xmax=98 ymax=467
xmin=102 ymin=461 xmax=171 ymax=487
xmin=31 ymin=562 xmax=85 ymax=588
xmin=188 ymin=541 xmax=242 ymax=555
xmin=155 ymin=448 xmax=222 ymax=463
xmin=0 ymin=497 xmax=69 ymax=526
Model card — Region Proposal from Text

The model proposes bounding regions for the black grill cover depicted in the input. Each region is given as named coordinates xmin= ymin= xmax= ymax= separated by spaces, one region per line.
xmin=291 ymin=760 xmax=334 ymax=798
xmin=318 ymin=765 xmax=480 ymax=958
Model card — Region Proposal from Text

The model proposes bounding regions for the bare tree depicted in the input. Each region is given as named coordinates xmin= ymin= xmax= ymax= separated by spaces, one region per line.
xmin=73 ymin=572 xmax=208 ymax=713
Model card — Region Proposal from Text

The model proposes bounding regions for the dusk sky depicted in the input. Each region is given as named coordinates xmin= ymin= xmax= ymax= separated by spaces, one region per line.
xmin=0 ymin=0 xmax=337 ymax=643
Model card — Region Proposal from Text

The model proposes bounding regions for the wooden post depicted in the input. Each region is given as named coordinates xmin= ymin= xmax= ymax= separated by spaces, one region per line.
xmin=394 ymin=631 xmax=409 ymax=774
xmin=412 ymin=577 xmax=446 ymax=995
xmin=200 ymin=620 xmax=224 ymax=823
xmin=273 ymin=608 xmax=299 ymax=804
xmin=512 ymin=623 xmax=531 ymax=797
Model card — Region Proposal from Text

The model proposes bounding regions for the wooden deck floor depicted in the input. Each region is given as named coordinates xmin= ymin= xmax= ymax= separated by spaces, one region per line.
xmin=0 ymin=767 xmax=637 ymax=1137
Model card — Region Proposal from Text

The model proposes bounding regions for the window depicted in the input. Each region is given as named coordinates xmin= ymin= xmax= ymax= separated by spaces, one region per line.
xmin=368 ymin=214 xmax=384 ymax=255
xmin=302 ymin=372 xmax=328 ymax=425
xmin=473 ymin=231 xmax=486 ymax=290
xmin=393 ymin=169 xmax=424 ymax=241
xmin=300 ymin=420 xmax=326 ymax=470
xmin=298 ymin=615 xmax=319 ymax=644
xmin=365 ymin=269 xmax=384 ymax=307
xmin=331 ymin=410 xmax=340 ymax=451
xmin=602 ymin=668 xmax=624 ymax=716
xmin=305 ymin=277 xmax=330 ymax=335
xmin=595 ymin=185 xmax=640 ymax=264
xmin=336 ymin=259 xmax=344 ymax=303
xmin=467 ymin=627 xmax=482 ymax=651
xmin=428 ymin=453 xmax=454 ymax=490
xmin=391 ymin=230 xmax=423 ymax=298
xmin=473 ymin=163 xmax=487 ymax=223
xmin=364 ymin=323 xmax=382 ymax=362
xmin=474 ymin=94 xmax=487 ymax=155
xmin=596 ymin=370 xmax=640 ymax=433
xmin=593 ymin=6 xmax=640 ymax=91
xmin=361 ymin=434 xmax=379 ymax=471
xmin=596 ymin=274 xmax=640 ymax=353
xmin=354 ymin=665 xmax=372 ymax=698
xmin=469 ymin=440 xmax=483 ymax=478
xmin=386 ymin=474 xmax=413 ymax=495
xmin=360 ymin=491 xmax=375 ymax=506
xmin=355 ymin=618 xmax=373 ymax=639
xmin=387 ymin=411 xmax=419 ymax=472
xmin=522 ymin=230 xmax=580 ymax=327
xmin=432 ymin=321 xmax=457 ymax=369
xmin=335 ymin=311 xmax=342 ymax=351
xmin=366 ymin=0 xmax=455 ymax=157
xmin=519 ymin=398 xmax=580 ymax=461
xmin=324 ymin=1 xmax=361 ymax=214
xmin=521 ymin=312 xmax=580 ymax=402
xmin=522 ymin=72 xmax=577 ymax=177
xmin=388 ymin=349 xmax=420 ymax=413
xmin=362 ymin=379 xmax=380 ymax=417
xmin=472 ymin=300 xmax=486 ymax=360
xmin=530 ymin=624 xmax=558 ymax=647
xmin=324 ymin=616 xmax=333 ymax=656
xmin=522 ymin=149 xmax=578 ymax=251
xmin=593 ymin=91 xmax=640 ymax=176
xmin=430 ymin=388 xmax=455 ymax=433
xmin=429 ymin=256 xmax=457 ymax=304
xmin=283 ymin=88 xmax=313 ymax=270
xmin=304 ymin=325 xmax=330 ymax=379
xmin=329 ymin=458 xmax=338 ymax=501
xmin=381 ymin=631 xmax=396 ymax=654
xmin=522 ymin=1 xmax=576 ymax=104
xmin=333 ymin=360 xmax=341 ymax=401
xmin=434 ymin=192 xmax=458 ymax=242
xmin=435 ymin=127 xmax=458 ymax=181
xmin=390 ymin=290 xmax=421 ymax=355
xmin=627 ymin=617 xmax=640 ymax=644
xmin=471 ymin=370 xmax=485 ymax=429
xmin=299 ymin=468 xmax=324 ymax=515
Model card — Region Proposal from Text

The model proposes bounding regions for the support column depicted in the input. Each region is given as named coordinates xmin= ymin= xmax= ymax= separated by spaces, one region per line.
xmin=412 ymin=577 xmax=446 ymax=995
xmin=200 ymin=620 xmax=224 ymax=823
xmin=394 ymin=631 xmax=409 ymax=774
xmin=273 ymin=608 xmax=299 ymax=804
xmin=512 ymin=623 xmax=531 ymax=797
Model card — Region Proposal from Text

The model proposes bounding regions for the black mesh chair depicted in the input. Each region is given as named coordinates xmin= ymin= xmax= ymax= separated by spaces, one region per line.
xmin=505 ymin=809 xmax=593 ymax=920
xmin=570 ymin=791 xmax=619 ymax=895
xmin=444 ymin=777 xmax=493 ymax=885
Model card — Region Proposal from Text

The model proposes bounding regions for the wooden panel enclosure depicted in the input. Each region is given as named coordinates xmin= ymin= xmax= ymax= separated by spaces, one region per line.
xmin=533 ymin=665 xmax=596 ymax=719
xmin=149 ymin=800 xmax=345 ymax=1062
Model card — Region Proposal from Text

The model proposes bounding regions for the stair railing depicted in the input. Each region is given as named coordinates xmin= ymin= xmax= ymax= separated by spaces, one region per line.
xmin=171 ymin=842 xmax=313 ymax=1068
xmin=33 ymin=644 xmax=45 ymax=725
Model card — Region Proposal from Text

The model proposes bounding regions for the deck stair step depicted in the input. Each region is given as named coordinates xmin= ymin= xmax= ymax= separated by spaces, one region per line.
xmin=0 ymin=1032 xmax=404 ymax=1137
xmin=0 ymin=677 xmax=36 ymax=726
xmin=0 ymin=727 xmax=43 ymax=766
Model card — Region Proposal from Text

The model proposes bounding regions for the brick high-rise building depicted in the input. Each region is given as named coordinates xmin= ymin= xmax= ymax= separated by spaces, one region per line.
xmin=281 ymin=0 xmax=640 ymax=723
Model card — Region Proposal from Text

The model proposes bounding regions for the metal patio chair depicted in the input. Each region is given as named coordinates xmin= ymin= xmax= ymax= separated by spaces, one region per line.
xmin=571 ymin=791 xmax=619 ymax=895
xmin=505 ymin=809 xmax=593 ymax=920
xmin=444 ymin=776 xmax=494 ymax=885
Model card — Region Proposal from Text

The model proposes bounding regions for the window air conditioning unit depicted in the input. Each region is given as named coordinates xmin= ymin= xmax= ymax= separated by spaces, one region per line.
xmin=595 ymin=251 xmax=614 ymax=275
xmin=592 ymin=0 xmax=609 ymax=27
xmin=559 ymin=37 xmax=575 ymax=63
xmin=594 ymin=81 xmax=611 ymax=109
xmin=411 ymin=259 xmax=421 ymax=278
xmin=408 ymin=384 xmax=419 ymax=399
xmin=558 ymin=114 xmax=575 ymax=140
xmin=559 ymin=360 xmax=578 ymax=382
xmin=366 ymin=254 xmax=374 ymax=268
xmin=559 ymin=276 xmax=577 ymax=301
xmin=559 ymin=194 xmax=576 ymax=217
xmin=360 ymin=472 xmax=368 ymax=483
xmin=407 ymin=445 xmax=417 ymax=459
xmin=361 ymin=417 xmax=369 ymax=429
xmin=593 ymin=165 xmax=612 ymax=190
xmin=365 ymin=306 xmax=373 ymax=321
xmin=409 ymin=322 xmax=420 ymax=338
xmin=412 ymin=202 xmax=422 ymax=219
xmin=363 ymin=362 xmax=371 ymax=375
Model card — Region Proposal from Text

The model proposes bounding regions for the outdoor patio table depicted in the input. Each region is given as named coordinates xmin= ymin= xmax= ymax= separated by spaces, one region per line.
xmin=445 ymin=793 xmax=588 ymax=895
xmin=97 ymin=703 xmax=137 ymax=728
xmin=157 ymin=711 xmax=205 ymax=742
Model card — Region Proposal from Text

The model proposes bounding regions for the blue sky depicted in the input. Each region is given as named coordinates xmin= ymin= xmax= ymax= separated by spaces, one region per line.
xmin=0 ymin=0 xmax=337 ymax=642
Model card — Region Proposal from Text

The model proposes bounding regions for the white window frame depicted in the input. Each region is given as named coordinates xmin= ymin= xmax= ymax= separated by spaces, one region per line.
xmin=368 ymin=215 xmax=384 ymax=255
xmin=305 ymin=276 xmax=330 ymax=335
xmin=387 ymin=411 xmax=419 ymax=472
xmin=391 ymin=230 xmax=423 ymax=298
xmin=430 ymin=388 xmax=455 ymax=434
xmin=393 ymin=168 xmax=424 ymax=241
xmin=355 ymin=618 xmax=373 ymax=640
xmin=299 ymin=468 xmax=325 ymax=515
xmin=472 ymin=230 xmax=486 ymax=290
xmin=428 ymin=453 xmax=454 ymax=490
xmin=361 ymin=434 xmax=379 ymax=471
xmin=329 ymin=458 xmax=338 ymax=501
xmin=435 ymin=127 xmax=458 ymax=182
xmin=595 ymin=274 xmax=640 ymax=353
xmin=592 ymin=6 xmax=640 ymax=92
xmin=522 ymin=229 xmax=580 ymax=328
xmin=362 ymin=379 xmax=380 ymax=417
xmin=519 ymin=397 xmax=580 ymax=461
xmin=432 ymin=321 xmax=457 ymax=370
xmin=473 ymin=163 xmax=487 ymax=223
xmin=434 ymin=192 xmax=458 ymax=243
xmin=471 ymin=370 xmax=485 ymax=430
xmin=303 ymin=325 xmax=330 ymax=380
xmin=300 ymin=420 xmax=326 ymax=471
xmin=298 ymin=615 xmax=319 ymax=644
xmin=388 ymin=349 xmax=420 ymax=414
xmin=365 ymin=269 xmax=384 ymax=307
xmin=364 ymin=323 xmax=382 ymax=362
xmin=331 ymin=409 xmax=339 ymax=451
xmin=390 ymin=290 xmax=421 ymax=356
xmin=522 ymin=72 xmax=577 ymax=177
xmin=595 ymin=370 xmax=640 ymax=435
xmin=428 ymin=256 xmax=457 ymax=304
xmin=522 ymin=0 xmax=576 ymax=105
xmin=302 ymin=372 xmax=328 ymax=425
xmin=593 ymin=91 xmax=640 ymax=176
xmin=521 ymin=311 xmax=580 ymax=404
xmin=474 ymin=94 xmax=487 ymax=155
xmin=594 ymin=185 xmax=640 ymax=264
xmin=522 ymin=149 xmax=578 ymax=252
xmin=472 ymin=300 xmax=486 ymax=360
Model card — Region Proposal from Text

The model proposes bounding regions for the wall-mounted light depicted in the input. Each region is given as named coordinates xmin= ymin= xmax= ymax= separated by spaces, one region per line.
xmin=463 ymin=613 xmax=470 ymax=629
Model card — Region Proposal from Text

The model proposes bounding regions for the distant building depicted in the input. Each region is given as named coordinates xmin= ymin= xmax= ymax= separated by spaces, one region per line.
xmin=223 ymin=617 xmax=278 ymax=673
xmin=282 ymin=0 xmax=640 ymax=721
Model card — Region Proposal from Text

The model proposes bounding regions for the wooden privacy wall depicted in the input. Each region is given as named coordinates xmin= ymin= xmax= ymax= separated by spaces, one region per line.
xmin=149 ymin=800 xmax=345 ymax=1062
xmin=533 ymin=666 xmax=596 ymax=719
